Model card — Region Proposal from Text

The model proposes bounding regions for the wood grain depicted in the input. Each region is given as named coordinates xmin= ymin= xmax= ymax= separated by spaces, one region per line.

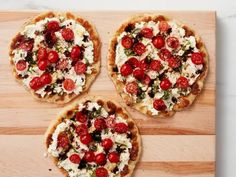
xmin=0 ymin=11 xmax=216 ymax=177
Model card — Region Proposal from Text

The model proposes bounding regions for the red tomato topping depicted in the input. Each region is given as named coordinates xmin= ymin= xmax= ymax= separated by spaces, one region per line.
xmin=158 ymin=48 xmax=172 ymax=61
xmin=121 ymin=35 xmax=133 ymax=49
xmin=114 ymin=123 xmax=128 ymax=134
xmin=95 ymin=167 xmax=108 ymax=177
xmin=153 ymin=99 xmax=167 ymax=111
xmin=80 ymin=133 xmax=92 ymax=145
xmin=94 ymin=118 xmax=107 ymax=131
xmin=56 ymin=59 xmax=68 ymax=70
xmin=37 ymin=47 xmax=48 ymax=61
xmin=140 ymin=27 xmax=153 ymax=38
xmin=176 ymin=76 xmax=189 ymax=89
xmin=75 ymin=124 xmax=88 ymax=136
xmin=167 ymin=57 xmax=181 ymax=69
xmin=75 ymin=112 xmax=87 ymax=123
xmin=133 ymin=68 xmax=145 ymax=80
xmin=63 ymin=78 xmax=76 ymax=91
xmin=139 ymin=59 xmax=149 ymax=70
xmin=125 ymin=81 xmax=138 ymax=95
xmin=84 ymin=151 xmax=95 ymax=163
xmin=47 ymin=50 xmax=59 ymax=63
xmin=40 ymin=73 xmax=52 ymax=85
xmin=127 ymin=57 xmax=140 ymax=68
xmin=74 ymin=62 xmax=87 ymax=75
xmin=142 ymin=74 xmax=151 ymax=85
xmin=120 ymin=63 xmax=132 ymax=76
xmin=70 ymin=46 xmax=81 ymax=61
xmin=106 ymin=115 xmax=115 ymax=128
xmin=61 ymin=28 xmax=74 ymax=41
xmin=159 ymin=21 xmax=170 ymax=32
xmin=19 ymin=41 xmax=33 ymax=51
xmin=191 ymin=52 xmax=204 ymax=65
xmin=133 ymin=42 xmax=146 ymax=55
xmin=57 ymin=132 xmax=69 ymax=148
xmin=29 ymin=77 xmax=43 ymax=90
xmin=37 ymin=60 xmax=48 ymax=71
xmin=108 ymin=152 xmax=120 ymax=163
xmin=95 ymin=153 xmax=106 ymax=165
xmin=152 ymin=35 xmax=165 ymax=49
xmin=160 ymin=78 xmax=172 ymax=90
xmin=16 ymin=60 xmax=27 ymax=71
xmin=150 ymin=60 xmax=162 ymax=71
xmin=47 ymin=21 xmax=60 ymax=31
xmin=166 ymin=37 xmax=179 ymax=49
xmin=69 ymin=154 xmax=81 ymax=164
xmin=101 ymin=138 xmax=113 ymax=150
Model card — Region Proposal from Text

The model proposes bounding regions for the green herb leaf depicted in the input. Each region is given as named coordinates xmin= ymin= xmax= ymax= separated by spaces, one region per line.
xmin=124 ymin=49 xmax=135 ymax=57
xmin=162 ymin=91 xmax=170 ymax=100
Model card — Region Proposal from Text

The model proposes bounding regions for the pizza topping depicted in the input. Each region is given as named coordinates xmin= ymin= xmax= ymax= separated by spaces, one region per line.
xmin=12 ymin=17 xmax=95 ymax=98
xmin=114 ymin=19 xmax=205 ymax=115
xmin=95 ymin=167 xmax=108 ymax=177
xmin=47 ymin=101 xmax=135 ymax=176
xmin=40 ymin=73 xmax=52 ymax=85
xmin=153 ymin=99 xmax=167 ymax=111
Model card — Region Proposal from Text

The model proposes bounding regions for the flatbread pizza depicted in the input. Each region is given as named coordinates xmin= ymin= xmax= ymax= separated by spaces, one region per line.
xmin=107 ymin=14 xmax=208 ymax=118
xmin=45 ymin=96 xmax=141 ymax=177
xmin=9 ymin=11 xmax=101 ymax=104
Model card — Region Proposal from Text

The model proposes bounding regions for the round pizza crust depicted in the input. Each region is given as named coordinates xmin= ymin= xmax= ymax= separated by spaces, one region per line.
xmin=44 ymin=96 xmax=141 ymax=177
xmin=9 ymin=11 xmax=101 ymax=104
xmin=107 ymin=14 xmax=209 ymax=118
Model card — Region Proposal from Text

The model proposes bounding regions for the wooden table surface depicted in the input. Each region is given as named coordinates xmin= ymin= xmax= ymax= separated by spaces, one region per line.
xmin=0 ymin=11 xmax=216 ymax=177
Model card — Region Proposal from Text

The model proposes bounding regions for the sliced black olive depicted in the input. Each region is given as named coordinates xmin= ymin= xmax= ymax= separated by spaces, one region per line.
xmin=172 ymin=97 xmax=177 ymax=103
xmin=112 ymin=66 xmax=118 ymax=72
xmin=78 ymin=159 xmax=87 ymax=169
xmin=124 ymin=24 xmax=135 ymax=33
xmin=91 ymin=130 xmax=101 ymax=142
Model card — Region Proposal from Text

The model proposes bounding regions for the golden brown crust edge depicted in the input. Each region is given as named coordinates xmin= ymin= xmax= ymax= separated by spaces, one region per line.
xmin=44 ymin=96 xmax=141 ymax=177
xmin=107 ymin=13 xmax=209 ymax=118
xmin=9 ymin=11 xmax=101 ymax=104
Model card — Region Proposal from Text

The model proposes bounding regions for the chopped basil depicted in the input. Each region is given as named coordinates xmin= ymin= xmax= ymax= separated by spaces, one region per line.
xmin=25 ymin=53 xmax=36 ymax=65
xmin=89 ymin=107 xmax=102 ymax=119
xmin=162 ymin=91 xmax=170 ymax=100
xmin=124 ymin=48 xmax=135 ymax=57
xmin=131 ymin=28 xmax=141 ymax=36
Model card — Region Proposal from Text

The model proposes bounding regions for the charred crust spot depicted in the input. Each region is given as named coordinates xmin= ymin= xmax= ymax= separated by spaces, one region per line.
xmin=128 ymin=121 xmax=134 ymax=129
xmin=130 ymin=142 xmax=139 ymax=161
xmin=97 ymin=100 xmax=104 ymax=106
xmin=196 ymin=41 xmax=203 ymax=48
xmin=113 ymin=42 xmax=118 ymax=50
xmin=155 ymin=15 xmax=165 ymax=22
xmin=124 ymin=23 xmax=135 ymax=33
xmin=120 ymin=165 xmax=129 ymax=176
xmin=191 ymin=82 xmax=200 ymax=95
xmin=46 ymin=134 xmax=52 ymax=148
xmin=107 ymin=101 xmax=117 ymax=114
xmin=112 ymin=66 xmax=118 ymax=72
xmin=66 ymin=110 xmax=73 ymax=116
xmin=183 ymin=26 xmax=194 ymax=37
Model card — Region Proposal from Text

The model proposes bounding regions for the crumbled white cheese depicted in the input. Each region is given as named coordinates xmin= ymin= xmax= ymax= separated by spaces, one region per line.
xmin=87 ymin=102 xmax=101 ymax=111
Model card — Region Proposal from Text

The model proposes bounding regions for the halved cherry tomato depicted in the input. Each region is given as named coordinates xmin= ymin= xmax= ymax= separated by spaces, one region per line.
xmin=75 ymin=112 xmax=87 ymax=123
xmin=94 ymin=118 xmax=107 ymax=131
xmin=127 ymin=57 xmax=140 ymax=68
xmin=191 ymin=52 xmax=204 ymax=65
xmin=133 ymin=42 xmax=146 ymax=55
xmin=29 ymin=77 xmax=43 ymax=90
xmin=74 ymin=62 xmax=87 ymax=75
xmin=153 ymin=99 xmax=167 ymax=111
xmin=121 ymin=35 xmax=133 ymax=49
xmin=167 ymin=57 xmax=181 ymax=69
xmin=69 ymin=154 xmax=81 ymax=164
xmin=47 ymin=21 xmax=60 ymax=31
xmin=158 ymin=21 xmax=170 ymax=32
xmin=108 ymin=152 xmax=120 ymax=163
xmin=76 ymin=124 xmax=88 ymax=136
xmin=133 ymin=68 xmax=145 ymax=80
xmin=80 ymin=133 xmax=92 ymax=145
xmin=95 ymin=153 xmax=106 ymax=165
xmin=140 ymin=27 xmax=153 ymax=38
xmin=47 ymin=50 xmax=59 ymax=63
xmin=95 ymin=167 xmax=108 ymax=177
xmin=125 ymin=81 xmax=138 ymax=95
xmin=19 ymin=41 xmax=33 ymax=51
xmin=56 ymin=59 xmax=68 ymax=70
xmin=152 ymin=35 xmax=165 ymax=49
xmin=160 ymin=78 xmax=172 ymax=90
xmin=106 ymin=115 xmax=115 ymax=128
xmin=70 ymin=46 xmax=81 ymax=61
xmin=158 ymin=48 xmax=172 ymax=61
xmin=166 ymin=37 xmax=179 ymax=49
xmin=37 ymin=60 xmax=48 ymax=71
xmin=61 ymin=28 xmax=74 ymax=41
xmin=40 ymin=73 xmax=52 ymax=85
xmin=63 ymin=78 xmax=75 ymax=91
xmin=37 ymin=47 xmax=47 ymax=61
xmin=114 ymin=123 xmax=128 ymax=133
xmin=57 ymin=132 xmax=69 ymax=148
xmin=176 ymin=76 xmax=189 ymax=89
xmin=142 ymin=74 xmax=151 ymax=85
xmin=150 ymin=60 xmax=162 ymax=71
xmin=84 ymin=151 xmax=95 ymax=163
xmin=101 ymin=138 xmax=113 ymax=150
xmin=120 ymin=63 xmax=132 ymax=76
xmin=16 ymin=60 xmax=27 ymax=71
xmin=139 ymin=59 xmax=149 ymax=70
